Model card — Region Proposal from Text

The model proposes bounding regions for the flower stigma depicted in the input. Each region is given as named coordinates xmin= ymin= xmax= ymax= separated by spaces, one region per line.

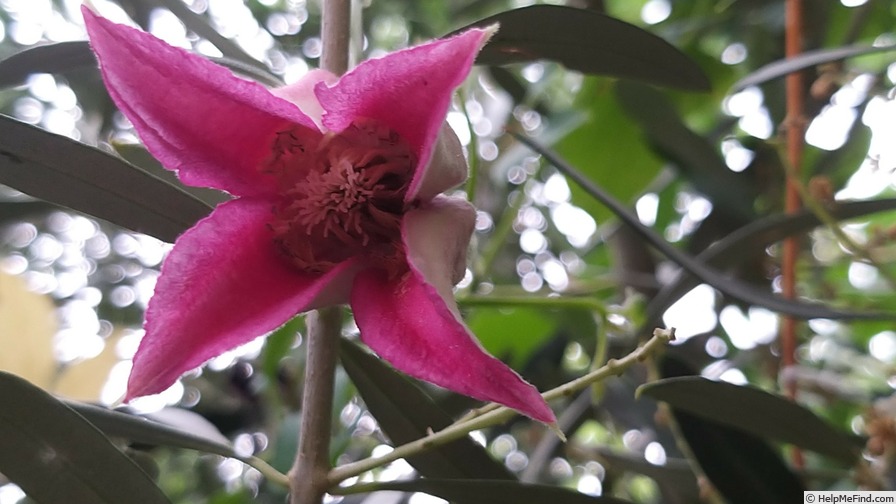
xmin=264 ymin=119 xmax=416 ymax=274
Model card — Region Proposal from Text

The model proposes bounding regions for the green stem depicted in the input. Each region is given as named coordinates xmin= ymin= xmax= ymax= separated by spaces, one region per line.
xmin=458 ymin=294 xmax=608 ymax=318
xmin=460 ymin=87 xmax=480 ymax=199
xmin=325 ymin=328 xmax=674 ymax=487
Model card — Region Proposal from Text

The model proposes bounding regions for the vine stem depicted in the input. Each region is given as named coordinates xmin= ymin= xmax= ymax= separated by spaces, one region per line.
xmin=782 ymin=0 xmax=805 ymax=468
xmin=326 ymin=328 xmax=674 ymax=487
xmin=288 ymin=2 xmax=351 ymax=503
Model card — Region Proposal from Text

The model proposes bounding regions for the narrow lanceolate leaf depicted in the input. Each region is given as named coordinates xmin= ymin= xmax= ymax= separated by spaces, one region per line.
xmin=733 ymin=43 xmax=896 ymax=91
xmin=514 ymin=132 xmax=896 ymax=321
xmin=154 ymin=0 xmax=270 ymax=74
xmin=65 ymin=402 xmax=238 ymax=460
xmin=644 ymin=199 xmax=896 ymax=326
xmin=343 ymin=479 xmax=634 ymax=504
xmin=0 ymin=115 xmax=212 ymax=243
xmin=113 ymin=142 xmax=232 ymax=208
xmin=339 ymin=339 xmax=515 ymax=481
xmin=0 ymin=372 xmax=171 ymax=504
xmin=616 ymin=82 xmax=756 ymax=219
xmin=0 ymin=41 xmax=95 ymax=88
xmin=455 ymin=5 xmax=709 ymax=91
xmin=638 ymin=376 xmax=863 ymax=463
xmin=671 ymin=407 xmax=805 ymax=504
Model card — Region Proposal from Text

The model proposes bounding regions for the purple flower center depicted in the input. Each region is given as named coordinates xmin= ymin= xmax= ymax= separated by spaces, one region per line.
xmin=264 ymin=120 xmax=415 ymax=273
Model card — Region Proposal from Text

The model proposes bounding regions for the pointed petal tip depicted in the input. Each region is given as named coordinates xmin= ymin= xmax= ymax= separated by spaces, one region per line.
xmin=548 ymin=422 xmax=566 ymax=441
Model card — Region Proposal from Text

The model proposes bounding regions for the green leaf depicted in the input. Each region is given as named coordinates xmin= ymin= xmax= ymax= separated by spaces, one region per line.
xmin=732 ymin=43 xmax=896 ymax=91
xmin=644 ymin=199 xmax=896 ymax=325
xmin=515 ymin=131 xmax=896 ymax=321
xmin=65 ymin=402 xmax=239 ymax=460
xmin=339 ymin=339 xmax=515 ymax=480
xmin=344 ymin=479 xmax=634 ymax=504
xmin=112 ymin=142 xmax=231 ymax=208
xmin=456 ymin=5 xmax=709 ymax=91
xmin=0 ymin=41 xmax=95 ymax=88
xmin=0 ymin=115 xmax=212 ymax=242
xmin=153 ymin=0 xmax=270 ymax=74
xmin=672 ymin=408 xmax=805 ymax=504
xmin=615 ymin=82 xmax=755 ymax=219
xmin=0 ymin=371 xmax=171 ymax=504
xmin=638 ymin=376 xmax=863 ymax=463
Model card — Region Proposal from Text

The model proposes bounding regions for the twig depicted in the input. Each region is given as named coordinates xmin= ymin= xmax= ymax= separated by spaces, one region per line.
xmin=326 ymin=328 xmax=674 ymax=487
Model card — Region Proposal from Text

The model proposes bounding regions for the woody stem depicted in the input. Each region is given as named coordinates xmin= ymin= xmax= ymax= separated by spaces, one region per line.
xmin=288 ymin=1 xmax=352 ymax=503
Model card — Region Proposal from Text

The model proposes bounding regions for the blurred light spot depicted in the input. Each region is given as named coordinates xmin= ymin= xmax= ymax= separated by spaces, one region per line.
xmin=721 ymin=42 xmax=748 ymax=65
xmin=446 ymin=111 xmax=470 ymax=145
xmin=549 ymin=457 xmax=573 ymax=480
xmin=641 ymin=0 xmax=671 ymax=24
xmin=110 ymin=285 xmax=136 ymax=307
xmin=543 ymin=173 xmax=571 ymax=203
xmin=841 ymin=0 xmax=867 ymax=6
xmin=705 ymin=336 xmax=728 ymax=358
xmin=478 ymin=140 xmax=499 ymax=161
xmin=0 ymin=254 xmax=28 ymax=275
xmin=719 ymin=305 xmax=778 ymax=350
xmin=505 ymin=450 xmax=528 ymax=472
xmin=551 ymin=203 xmax=596 ymax=248
xmin=6 ymin=222 xmax=38 ymax=248
xmin=577 ymin=474 xmax=603 ymax=496
xmin=148 ymin=8 xmax=189 ymax=49
xmin=469 ymin=430 xmax=487 ymax=447
xmin=302 ymin=37 xmax=322 ymax=58
xmin=644 ymin=441 xmax=666 ymax=465
xmin=507 ymin=166 xmax=527 ymax=184
xmin=519 ymin=228 xmax=547 ymax=254
xmin=849 ymin=261 xmax=879 ymax=290
xmin=721 ymin=138 xmax=755 ymax=172
xmin=216 ymin=457 xmax=244 ymax=483
xmin=54 ymin=329 xmax=104 ymax=363
xmin=473 ymin=117 xmax=493 ymax=136
xmin=663 ymin=285 xmax=717 ymax=340
xmin=10 ymin=20 xmax=43 ymax=45
xmin=719 ymin=368 xmax=748 ymax=384
xmin=490 ymin=434 xmax=517 ymax=458
xmin=724 ymin=86 xmax=763 ymax=116
xmin=541 ymin=258 xmax=569 ymax=291
xmin=0 ymin=484 xmax=26 ymax=503
xmin=475 ymin=211 xmax=493 ymax=232
xmin=13 ymin=96 xmax=44 ymax=124
xmin=635 ymin=193 xmax=658 ymax=226
xmin=28 ymin=73 xmax=58 ymax=102
xmin=869 ymin=331 xmax=896 ymax=362
xmin=233 ymin=433 xmax=255 ymax=458
xmin=521 ymin=63 xmax=544 ymax=83
xmin=409 ymin=493 xmax=447 ymax=504
xmin=806 ymin=105 xmax=857 ymax=150
xmin=521 ymin=271 xmax=543 ymax=292
xmin=340 ymin=402 xmax=361 ymax=427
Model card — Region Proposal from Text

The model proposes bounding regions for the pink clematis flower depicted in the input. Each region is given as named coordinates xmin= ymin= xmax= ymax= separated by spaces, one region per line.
xmin=82 ymin=7 xmax=555 ymax=423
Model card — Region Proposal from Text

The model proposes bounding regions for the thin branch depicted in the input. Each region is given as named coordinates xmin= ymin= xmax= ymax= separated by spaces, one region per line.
xmin=326 ymin=328 xmax=674 ymax=487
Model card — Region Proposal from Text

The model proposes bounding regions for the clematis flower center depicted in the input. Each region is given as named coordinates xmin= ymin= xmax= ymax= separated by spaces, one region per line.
xmin=264 ymin=120 xmax=415 ymax=273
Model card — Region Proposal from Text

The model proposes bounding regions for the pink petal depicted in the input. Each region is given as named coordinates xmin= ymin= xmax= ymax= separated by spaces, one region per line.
xmin=82 ymin=7 xmax=320 ymax=198
xmin=314 ymin=27 xmax=495 ymax=202
xmin=127 ymin=199 xmax=358 ymax=400
xmin=350 ymin=197 xmax=556 ymax=423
